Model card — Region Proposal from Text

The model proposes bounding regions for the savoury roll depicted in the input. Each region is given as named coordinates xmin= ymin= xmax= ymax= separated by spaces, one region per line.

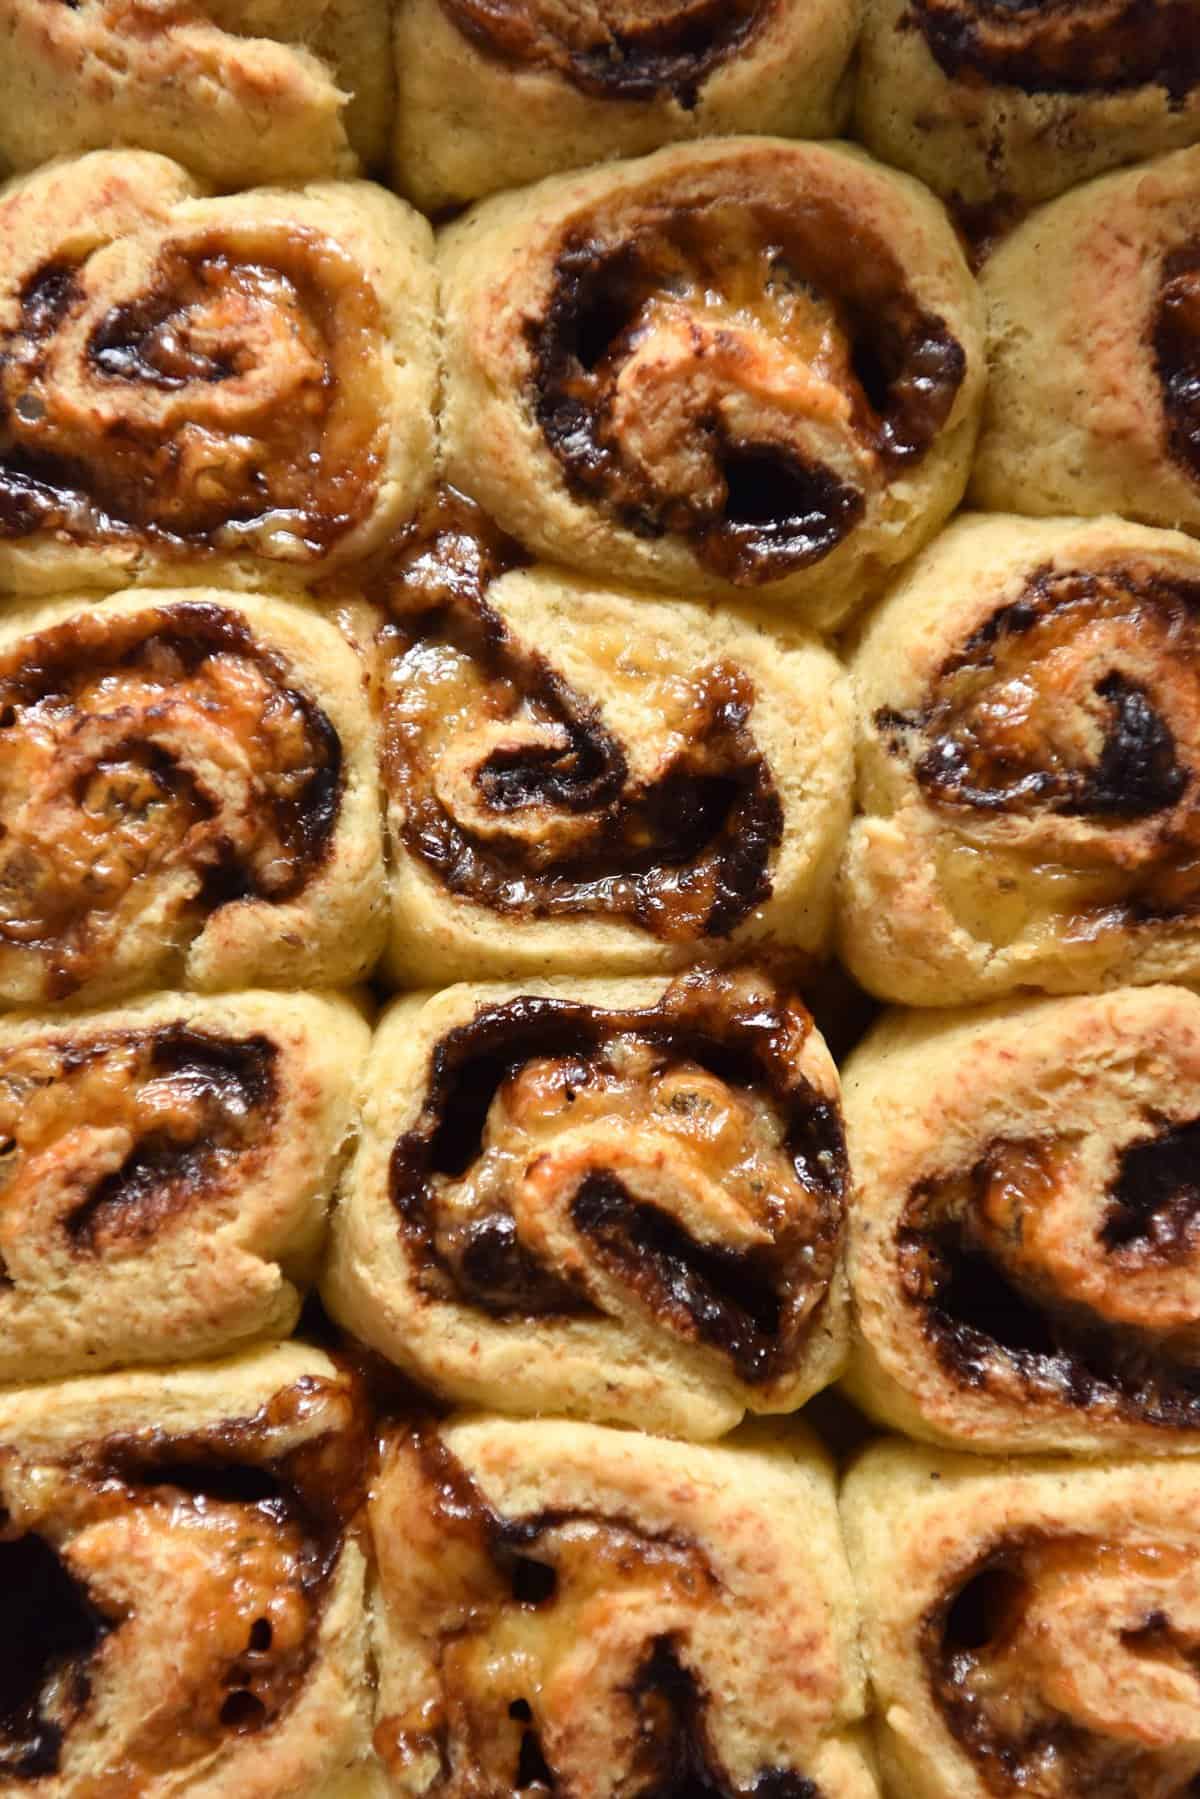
xmin=843 ymin=1440 xmax=1200 ymax=1799
xmin=439 ymin=139 xmax=986 ymax=632
xmin=322 ymin=967 xmax=848 ymax=1439
xmin=0 ymin=1343 xmax=376 ymax=1794
xmin=0 ymin=0 xmax=391 ymax=188
xmin=0 ymin=150 xmax=435 ymax=595
xmin=972 ymin=144 xmax=1200 ymax=529
xmin=839 ymin=514 xmax=1200 ymax=1005
xmin=843 ymin=985 xmax=1200 ymax=1455
xmin=0 ymin=989 xmax=368 ymax=1384
xmin=0 ymin=587 xmax=385 ymax=1007
xmin=381 ymin=486 xmax=852 ymax=983
xmin=391 ymin=0 xmax=859 ymax=212
xmin=370 ymin=1413 xmax=877 ymax=1798
xmin=857 ymin=0 xmax=1200 ymax=219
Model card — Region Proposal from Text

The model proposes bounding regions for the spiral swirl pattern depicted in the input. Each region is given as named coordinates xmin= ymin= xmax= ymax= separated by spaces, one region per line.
xmin=370 ymin=1415 xmax=875 ymax=1799
xmin=380 ymin=488 xmax=788 ymax=957
xmin=930 ymin=1531 xmax=1200 ymax=1798
xmin=0 ymin=151 xmax=435 ymax=590
xmin=439 ymin=139 xmax=984 ymax=627
xmin=845 ymin=1446 xmax=1200 ymax=1799
xmin=840 ymin=517 xmax=1200 ymax=1005
xmin=324 ymin=968 xmax=848 ymax=1437
xmin=0 ymin=600 xmax=342 ymax=1002
xmin=844 ymin=983 xmax=1200 ymax=1452
xmin=0 ymin=1350 xmax=368 ymax=1790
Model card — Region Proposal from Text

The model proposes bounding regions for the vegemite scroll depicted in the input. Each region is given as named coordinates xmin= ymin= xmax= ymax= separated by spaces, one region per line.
xmin=0 ymin=587 xmax=386 ymax=1008
xmin=391 ymin=0 xmax=860 ymax=213
xmin=370 ymin=1414 xmax=878 ymax=1799
xmin=856 ymin=0 xmax=1200 ymax=220
xmin=0 ymin=0 xmax=392 ymax=188
xmin=842 ymin=1441 xmax=1200 ymax=1799
xmin=0 ymin=990 xmax=368 ymax=1385
xmin=321 ymin=967 xmax=849 ymax=1440
xmin=972 ymin=144 xmax=1200 ymax=529
xmin=0 ymin=1343 xmax=376 ymax=1796
xmin=838 ymin=514 xmax=1200 ymax=1006
xmin=439 ymin=139 xmax=986 ymax=633
xmin=842 ymin=986 xmax=1200 ymax=1456
xmin=0 ymin=150 xmax=436 ymax=596
xmin=380 ymin=488 xmax=853 ymax=984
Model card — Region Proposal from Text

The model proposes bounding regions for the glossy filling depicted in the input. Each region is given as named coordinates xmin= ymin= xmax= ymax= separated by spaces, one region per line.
xmin=910 ymin=0 xmax=1200 ymax=101
xmin=0 ymin=1374 xmax=365 ymax=1782
xmin=928 ymin=1532 xmax=1200 ymax=1797
xmin=437 ymin=0 xmax=773 ymax=104
xmin=876 ymin=565 xmax=1200 ymax=941
xmin=0 ymin=227 xmax=383 ymax=557
xmin=389 ymin=970 xmax=845 ymax=1383
xmin=1156 ymin=247 xmax=1200 ymax=490
xmin=531 ymin=199 xmax=963 ymax=583
xmin=899 ymin=1123 xmax=1200 ymax=1426
xmin=0 ymin=603 xmax=341 ymax=995
xmin=382 ymin=489 xmax=782 ymax=939
xmin=0 ymin=1025 xmax=277 ymax=1283
xmin=374 ymin=1428 xmax=822 ymax=1799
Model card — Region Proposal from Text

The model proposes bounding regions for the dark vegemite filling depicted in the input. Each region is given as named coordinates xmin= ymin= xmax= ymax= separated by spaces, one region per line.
xmin=437 ymin=0 xmax=774 ymax=106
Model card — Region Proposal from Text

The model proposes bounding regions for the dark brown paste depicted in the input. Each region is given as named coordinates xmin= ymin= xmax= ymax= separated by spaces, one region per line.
xmin=388 ymin=968 xmax=846 ymax=1383
xmin=899 ymin=1126 xmax=1200 ymax=1428
xmin=530 ymin=199 xmax=964 ymax=583
xmin=0 ymin=232 xmax=383 ymax=557
xmin=1155 ymin=246 xmax=1200 ymax=490
xmin=0 ymin=1025 xmax=278 ymax=1275
xmin=373 ymin=1426 xmax=822 ymax=1799
xmin=381 ymin=487 xmax=782 ymax=940
xmin=0 ymin=601 xmax=341 ymax=995
xmin=909 ymin=0 xmax=1200 ymax=103
xmin=437 ymin=0 xmax=775 ymax=106
xmin=926 ymin=1531 xmax=1200 ymax=1797
xmin=0 ymin=1373 xmax=367 ymax=1782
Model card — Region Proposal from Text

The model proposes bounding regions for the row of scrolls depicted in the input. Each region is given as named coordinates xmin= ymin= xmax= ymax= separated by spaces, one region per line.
xmin=4 ymin=1338 xmax=1195 ymax=1796
xmin=2 ymin=965 xmax=1195 ymax=1455
xmin=5 ymin=133 xmax=1200 ymax=638
xmin=3 ymin=0 xmax=1198 ymax=214
xmin=0 ymin=512 xmax=1195 ymax=1013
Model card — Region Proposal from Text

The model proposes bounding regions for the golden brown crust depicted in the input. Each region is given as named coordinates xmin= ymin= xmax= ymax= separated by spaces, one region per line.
xmin=370 ymin=1414 xmax=877 ymax=1798
xmin=842 ymin=985 xmax=1200 ymax=1454
xmin=0 ymin=587 xmax=386 ymax=1008
xmin=0 ymin=1343 xmax=375 ymax=1796
xmin=439 ymin=138 xmax=985 ymax=632
xmin=971 ymin=146 xmax=1200 ymax=529
xmin=0 ymin=151 xmax=435 ymax=594
xmin=323 ymin=967 xmax=849 ymax=1438
xmin=843 ymin=1441 xmax=1200 ymax=1799
xmin=0 ymin=0 xmax=393 ymax=186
